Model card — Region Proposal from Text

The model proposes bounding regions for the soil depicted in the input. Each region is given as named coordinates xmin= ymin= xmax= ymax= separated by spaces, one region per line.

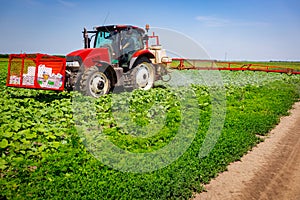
xmin=193 ymin=102 xmax=300 ymax=200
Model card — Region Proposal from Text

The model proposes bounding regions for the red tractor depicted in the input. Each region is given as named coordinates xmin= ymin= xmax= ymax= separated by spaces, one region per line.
xmin=65 ymin=24 xmax=171 ymax=97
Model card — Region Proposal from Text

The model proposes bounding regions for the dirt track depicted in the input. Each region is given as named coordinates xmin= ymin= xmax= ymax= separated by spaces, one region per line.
xmin=194 ymin=102 xmax=300 ymax=200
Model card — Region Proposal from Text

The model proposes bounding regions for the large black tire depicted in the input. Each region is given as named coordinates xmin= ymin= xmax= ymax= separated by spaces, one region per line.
xmin=80 ymin=66 xmax=111 ymax=97
xmin=130 ymin=57 xmax=155 ymax=90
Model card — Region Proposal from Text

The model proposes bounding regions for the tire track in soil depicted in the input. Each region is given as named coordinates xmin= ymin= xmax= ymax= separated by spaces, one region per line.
xmin=193 ymin=102 xmax=300 ymax=200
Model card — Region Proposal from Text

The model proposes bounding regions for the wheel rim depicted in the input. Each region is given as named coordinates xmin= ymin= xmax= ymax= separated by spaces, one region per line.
xmin=89 ymin=72 xmax=109 ymax=97
xmin=135 ymin=63 xmax=154 ymax=90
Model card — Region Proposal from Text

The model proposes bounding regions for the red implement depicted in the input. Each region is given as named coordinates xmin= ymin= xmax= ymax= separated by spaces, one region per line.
xmin=6 ymin=54 xmax=66 ymax=91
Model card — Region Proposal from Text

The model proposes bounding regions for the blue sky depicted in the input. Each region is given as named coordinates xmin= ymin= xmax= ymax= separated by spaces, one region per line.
xmin=0 ymin=0 xmax=299 ymax=60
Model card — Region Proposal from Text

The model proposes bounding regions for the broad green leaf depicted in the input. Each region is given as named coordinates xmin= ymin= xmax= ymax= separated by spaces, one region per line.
xmin=55 ymin=132 xmax=65 ymax=137
xmin=20 ymin=150 xmax=26 ymax=154
xmin=0 ymin=158 xmax=7 ymax=170
xmin=12 ymin=157 xmax=24 ymax=165
xmin=2 ymin=132 xmax=13 ymax=138
xmin=46 ymin=134 xmax=56 ymax=140
xmin=0 ymin=139 xmax=9 ymax=148
xmin=25 ymin=132 xmax=37 ymax=139
xmin=51 ymin=141 xmax=60 ymax=149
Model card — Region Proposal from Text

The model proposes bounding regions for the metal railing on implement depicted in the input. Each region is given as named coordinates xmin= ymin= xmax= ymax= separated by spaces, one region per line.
xmin=171 ymin=58 xmax=300 ymax=75
xmin=6 ymin=54 xmax=66 ymax=91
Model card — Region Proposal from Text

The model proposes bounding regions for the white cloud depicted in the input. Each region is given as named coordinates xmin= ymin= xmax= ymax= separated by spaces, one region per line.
xmin=195 ymin=16 xmax=231 ymax=27
xmin=196 ymin=15 xmax=269 ymax=27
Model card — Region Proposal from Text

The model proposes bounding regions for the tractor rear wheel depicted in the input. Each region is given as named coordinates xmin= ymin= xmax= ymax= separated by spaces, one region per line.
xmin=131 ymin=58 xmax=155 ymax=90
xmin=80 ymin=66 xmax=111 ymax=97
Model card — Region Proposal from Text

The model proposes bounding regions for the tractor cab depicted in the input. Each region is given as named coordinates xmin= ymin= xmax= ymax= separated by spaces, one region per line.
xmin=84 ymin=25 xmax=146 ymax=67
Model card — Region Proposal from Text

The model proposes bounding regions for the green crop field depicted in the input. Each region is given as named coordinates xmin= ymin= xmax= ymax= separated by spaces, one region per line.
xmin=1 ymin=59 xmax=300 ymax=199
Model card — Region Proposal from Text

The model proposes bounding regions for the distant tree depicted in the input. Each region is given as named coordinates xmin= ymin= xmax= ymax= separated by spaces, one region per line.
xmin=0 ymin=54 xmax=9 ymax=58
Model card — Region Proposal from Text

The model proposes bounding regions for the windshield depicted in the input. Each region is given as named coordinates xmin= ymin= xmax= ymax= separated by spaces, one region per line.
xmin=94 ymin=31 xmax=113 ymax=48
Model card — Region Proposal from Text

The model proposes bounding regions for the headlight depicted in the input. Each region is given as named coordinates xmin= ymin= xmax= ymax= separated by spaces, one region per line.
xmin=66 ymin=61 xmax=80 ymax=67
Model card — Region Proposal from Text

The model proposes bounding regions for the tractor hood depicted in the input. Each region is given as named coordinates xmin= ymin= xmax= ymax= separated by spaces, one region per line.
xmin=66 ymin=48 xmax=110 ymax=66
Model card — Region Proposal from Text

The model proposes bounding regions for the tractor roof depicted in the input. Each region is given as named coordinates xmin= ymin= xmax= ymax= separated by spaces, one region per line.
xmin=94 ymin=25 xmax=145 ymax=34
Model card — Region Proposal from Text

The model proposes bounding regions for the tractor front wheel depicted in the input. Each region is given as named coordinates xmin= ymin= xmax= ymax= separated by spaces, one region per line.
xmin=80 ymin=66 xmax=111 ymax=97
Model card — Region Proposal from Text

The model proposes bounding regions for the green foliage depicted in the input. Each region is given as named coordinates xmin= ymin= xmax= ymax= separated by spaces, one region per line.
xmin=0 ymin=54 xmax=9 ymax=58
xmin=1 ymin=58 xmax=300 ymax=199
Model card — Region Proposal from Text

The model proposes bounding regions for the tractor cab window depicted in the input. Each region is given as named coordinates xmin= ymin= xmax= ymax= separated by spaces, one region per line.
xmin=94 ymin=28 xmax=144 ymax=66
xmin=120 ymin=29 xmax=144 ymax=54
xmin=118 ymin=29 xmax=144 ymax=67
xmin=95 ymin=31 xmax=120 ymax=62
xmin=95 ymin=31 xmax=112 ymax=48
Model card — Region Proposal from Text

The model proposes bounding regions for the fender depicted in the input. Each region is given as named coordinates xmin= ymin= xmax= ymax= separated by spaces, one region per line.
xmin=129 ymin=49 xmax=155 ymax=69
xmin=67 ymin=48 xmax=111 ymax=68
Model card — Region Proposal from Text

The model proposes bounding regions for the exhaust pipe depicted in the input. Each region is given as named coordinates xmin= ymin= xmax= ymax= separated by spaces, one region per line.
xmin=83 ymin=28 xmax=90 ymax=49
